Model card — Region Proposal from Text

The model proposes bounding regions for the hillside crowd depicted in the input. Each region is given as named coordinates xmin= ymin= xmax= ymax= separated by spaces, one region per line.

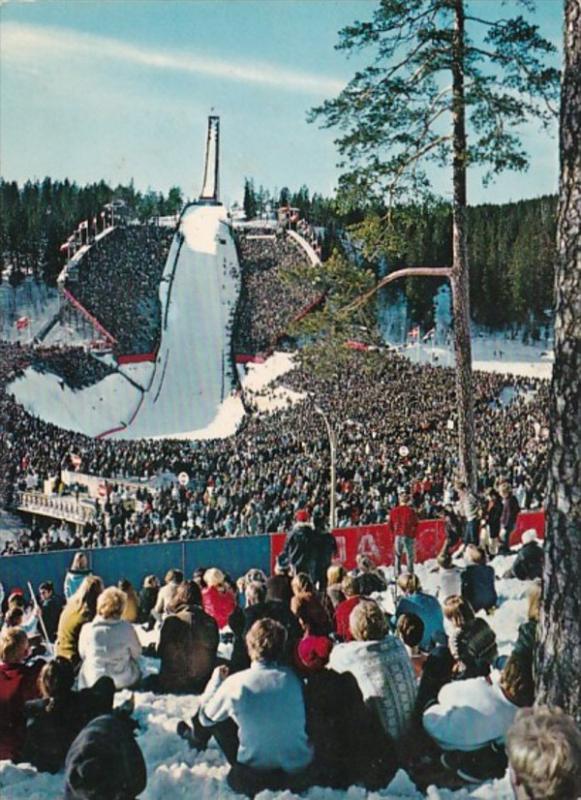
xmin=0 ymin=529 xmax=579 ymax=799
xmin=64 ymin=226 xmax=172 ymax=355
xmin=234 ymin=232 xmax=322 ymax=354
xmin=1 ymin=332 xmax=548 ymax=554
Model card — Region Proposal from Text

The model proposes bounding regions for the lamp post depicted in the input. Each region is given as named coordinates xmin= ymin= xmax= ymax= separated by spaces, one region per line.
xmin=315 ymin=406 xmax=337 ymax=530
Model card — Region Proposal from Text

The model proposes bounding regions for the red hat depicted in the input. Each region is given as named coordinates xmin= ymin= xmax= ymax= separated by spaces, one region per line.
xmin=295 ymin=509 xmax=310 ymax=523
xmin=297 ymin=635 xmax=333 ymax=672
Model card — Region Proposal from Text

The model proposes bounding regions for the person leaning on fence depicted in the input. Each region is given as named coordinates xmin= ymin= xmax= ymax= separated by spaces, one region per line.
xmin=389 ymin=494 xmax=419 ymax=576
xmin=177 ymin=618 xmax=314 ymax=797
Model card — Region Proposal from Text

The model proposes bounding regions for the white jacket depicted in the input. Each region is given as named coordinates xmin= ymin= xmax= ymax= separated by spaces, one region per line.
xmin=423 ymin=673 xmax=519 ymax=751
xmin=78 ymin=616 xmax=142 ymax=690
xmin=199 ymin=661 xmax=313 ymax=772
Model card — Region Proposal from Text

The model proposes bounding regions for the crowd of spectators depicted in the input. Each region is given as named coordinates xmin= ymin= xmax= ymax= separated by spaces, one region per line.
xmin=1 ymin=539 xmax=580 ymax=798
xmin=1 ymin=331 xmax=549 ymax=553
xmin=64 ymin=225 xmax=172 ymax=355
xmin=30 ymin=346 xmax=117 ymax=390
xmin=234 ymin=231 xmax=322 ymax=354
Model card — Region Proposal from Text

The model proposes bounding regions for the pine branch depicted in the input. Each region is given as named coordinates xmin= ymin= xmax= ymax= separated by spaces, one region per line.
xmin=340 ymin=266 xmax=452 ymax=316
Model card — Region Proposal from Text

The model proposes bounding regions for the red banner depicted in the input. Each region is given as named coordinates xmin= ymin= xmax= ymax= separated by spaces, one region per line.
xmin=270 ymin=511 xmax=545 ymax=573
xmin=117 ymin=351 xmax=157 ymax=365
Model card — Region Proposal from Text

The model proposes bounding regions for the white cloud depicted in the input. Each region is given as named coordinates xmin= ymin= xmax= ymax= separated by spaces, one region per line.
xmin=1 ymin=21 xmax=344 ymax=95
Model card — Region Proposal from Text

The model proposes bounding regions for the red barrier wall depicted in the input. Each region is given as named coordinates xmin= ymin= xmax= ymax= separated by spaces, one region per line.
xmin=270 ymin=511 xmax=546 ymax=572
xmin=117 ymin=351 xmax=157 ymax=365
xmin=62 ymin=288 xmax=117 ymax=345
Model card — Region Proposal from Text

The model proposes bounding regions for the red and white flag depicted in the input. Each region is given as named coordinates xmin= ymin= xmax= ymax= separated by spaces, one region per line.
xmin=422 ymin=328 xmax=435 ymax=341
xmin=59 ymin=241 xmax=70 ymax=253
xmin=16 ymin=316 xmax=30 ymax=330
xmin=408 ymin=326 xmax=420 ymax=339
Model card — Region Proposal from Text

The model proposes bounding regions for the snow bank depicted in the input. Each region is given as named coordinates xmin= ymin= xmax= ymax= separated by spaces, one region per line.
xmin=0 ymin=557 xmax=533 ymax=800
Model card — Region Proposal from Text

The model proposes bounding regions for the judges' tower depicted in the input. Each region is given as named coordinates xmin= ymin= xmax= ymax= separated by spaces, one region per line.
xmin=199 ymin=115 xmax=220 ymax=204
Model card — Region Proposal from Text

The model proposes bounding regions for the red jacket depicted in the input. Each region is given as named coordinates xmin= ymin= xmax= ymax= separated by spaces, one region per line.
xmin=202 ymin=586 xmax=236 ymax=630
xmin=389 ymin=505 xmax=419 ymax=538
xmin=334 ymin=596 xmax=361 ymax=641
xmin=0 ymin=659 xmax=44 ymax=760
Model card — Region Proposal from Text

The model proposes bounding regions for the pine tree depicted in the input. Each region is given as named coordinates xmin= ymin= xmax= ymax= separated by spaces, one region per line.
xmin=536 ymin=0 xmax=581 ymax=722
xmin=310 ymin=0 xmax=559 ymax=487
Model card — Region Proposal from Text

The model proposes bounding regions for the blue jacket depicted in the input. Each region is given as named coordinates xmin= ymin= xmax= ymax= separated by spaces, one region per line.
xmin=395 ymin=592 xmax=445 ymax=652
xmin=461 ymin=564 xmax=497 ymax=613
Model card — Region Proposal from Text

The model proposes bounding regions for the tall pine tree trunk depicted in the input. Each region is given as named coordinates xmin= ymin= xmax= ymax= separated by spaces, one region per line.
xmin=536 ymin=0 xmax=581 ymax=721
xmin=451 ymin=0 xmax=477 ymax=489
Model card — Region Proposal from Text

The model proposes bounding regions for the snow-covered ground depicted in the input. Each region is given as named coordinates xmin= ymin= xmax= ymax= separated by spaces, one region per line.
xmin=396 ymin=336 xmax=553 ymax=380
xmin=0 ymin=279 xmax=59 ymax=343
xmin=0 ymin=552 xmax=531 ymax=800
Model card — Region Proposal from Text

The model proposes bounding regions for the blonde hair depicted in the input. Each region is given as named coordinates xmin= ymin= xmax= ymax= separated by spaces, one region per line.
xmin=96 ymin=587 xmax=126 ymax=619
xmin=349 ymin=600 xmax=387 ymax=642
xmin=499 ymin=654 xmax=534 ymax=707
xmin=465 ymin=545 xmax=486 ymax=564
xmin=507 ymin=706 xmax=581 ymax=800
xmin=246 ymin=618 xmax=287 ymax=662
xmin=70 ymin=575 xmax=104 ymax=617
xmin=327 ymin=564 xmax=344 ymax=586
xmin=397 ymin=573 xmax=421 ymax=594
xmin=70 ymin=552 xmax=89 ymax=571
xmin=203 ymin=568 xmax=225 ymax=588
xmin=528 ymin=582 xmax=542 ymax=622
xmin=443 ymin=595 xmax=475 ymax=628
xmin=0 ymin=626 xmax=28 ymax=663
xmin=291 ymin=573 xmax=314 ymax=597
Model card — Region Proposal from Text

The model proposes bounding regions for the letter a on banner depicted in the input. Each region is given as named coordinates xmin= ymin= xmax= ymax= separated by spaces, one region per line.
xmin=357 ymin=532 xmax=381 ymax=561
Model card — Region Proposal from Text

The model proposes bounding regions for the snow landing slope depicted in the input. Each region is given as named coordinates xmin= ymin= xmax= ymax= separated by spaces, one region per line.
xmin=116 ymin=203 xmax=240 ymax=439
xmin=8 ymin=204 xmax=241 ymax=439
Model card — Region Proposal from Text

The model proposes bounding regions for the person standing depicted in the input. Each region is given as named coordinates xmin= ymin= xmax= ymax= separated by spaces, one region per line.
xmin=389 ymin=494 xmax=419 ymax=576
xmin=38 ymin=582 xmax=65 ymax=643
xmin=499 ymin=483 xmax=520 ymax=555
xmin=456 ymin=483 xmax=481 ymax=551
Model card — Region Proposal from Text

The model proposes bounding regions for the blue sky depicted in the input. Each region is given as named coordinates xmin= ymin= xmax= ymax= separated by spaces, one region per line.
xmin=0 ymin=0 xmax=563 ymax=207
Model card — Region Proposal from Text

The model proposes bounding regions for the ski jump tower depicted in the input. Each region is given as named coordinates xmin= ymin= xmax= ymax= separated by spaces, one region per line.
xmin=198 ymin=115 xmax=220 ymax=205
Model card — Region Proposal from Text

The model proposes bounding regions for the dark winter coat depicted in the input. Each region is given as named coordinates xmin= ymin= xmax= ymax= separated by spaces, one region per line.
xmin=0 ymin=657 xmax=45 ymax=761
xmin=461 ymin=564 xmax=498 ymax=612
xmin=512 ymin=619 xmax=537 ymax=666
xmin=22 ymin=676 xmax=115 ymax=773
xmin=280 ymin=523 xmax=318 ymax=578
xmin=228 ymin=600 xmax=301 ymax=673
xmin=266 ymin=574 xmax=293 ymax=607
xmin=510 ymin=542 xmax=544 ymax=581
xmin=40 ymin=593 xmax=65 ymax=642
xmin=485 ymin=498 xmax=503 ymax=538
xmin=500 ymin=495 xmax=520 ymax=535
xmin=304 ymin=668 xmax=398 ymax=790
xmin=64 ymin=713 xmax=147 ymax=800
xmin=157 ymin=602 xmax=219 ymax=693
xmin=138 ymin=586 xmax=158 ymax=624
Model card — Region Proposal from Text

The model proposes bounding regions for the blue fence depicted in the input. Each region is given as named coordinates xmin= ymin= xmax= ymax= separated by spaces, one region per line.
xmin=0 ymin=536 xmax=271 ymax=598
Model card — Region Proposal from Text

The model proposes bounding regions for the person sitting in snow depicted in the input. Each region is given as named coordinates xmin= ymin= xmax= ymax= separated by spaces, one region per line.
xmin=0 ymin=626 xmax=45 ymax=761
xmin=506 ymin=706 xmax=581 ymax=800
xmin=177 ymin=618 xmax=314 ymax=797
xmin=461 ymin=545 xmax=498 ymax=614
xmin=393 ymin=573 xmax=446 ymax=652
xmin=503 ymin=529 xmax=544 ymax=581
xmin=423 ymin=654 xmax=535 ymax=784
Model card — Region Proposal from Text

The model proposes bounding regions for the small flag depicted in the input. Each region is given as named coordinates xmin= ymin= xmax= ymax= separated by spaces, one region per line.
xmin=408 ymin=326 xmax=420 ymax=339
xmin=16 ymin=316 xmax=30 ymax=330
xmin=78 ymin=220 xmax=89 ymax=231
xmin=59 ymin=242 xmax=70 ymax=253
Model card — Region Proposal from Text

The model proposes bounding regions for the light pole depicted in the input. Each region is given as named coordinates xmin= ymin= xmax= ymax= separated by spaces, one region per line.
xmin=315 ymin=406 xmax=337 ymax=530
